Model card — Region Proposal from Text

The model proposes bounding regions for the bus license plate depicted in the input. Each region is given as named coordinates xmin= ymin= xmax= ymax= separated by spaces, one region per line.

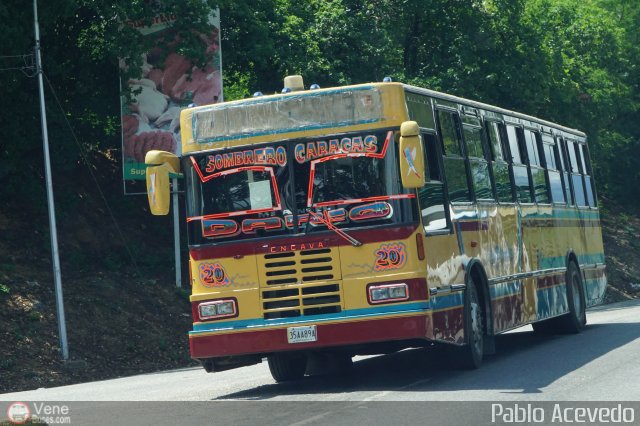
xmin=287 ymin=326 xmax=317 ymax=344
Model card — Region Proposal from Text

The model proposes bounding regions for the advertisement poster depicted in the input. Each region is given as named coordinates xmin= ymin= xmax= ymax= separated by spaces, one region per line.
xmin=120 ymin=8 xmax=222 ymax=192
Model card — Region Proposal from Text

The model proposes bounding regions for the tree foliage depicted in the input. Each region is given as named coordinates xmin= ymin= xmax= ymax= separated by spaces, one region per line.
xmin=0 ymin=0 xmax=638 ymax=208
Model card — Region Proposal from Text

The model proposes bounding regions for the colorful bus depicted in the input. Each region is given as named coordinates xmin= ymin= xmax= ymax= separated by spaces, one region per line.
xmin=144 ymin=75 xmax=607 ymax=381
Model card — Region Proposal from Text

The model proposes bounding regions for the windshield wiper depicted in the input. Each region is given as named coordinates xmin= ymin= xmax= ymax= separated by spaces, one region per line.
xmin=303 ymin=169 xmax=361 ymax=247
xmin=308 ymin=210 xmax=362 ymax=247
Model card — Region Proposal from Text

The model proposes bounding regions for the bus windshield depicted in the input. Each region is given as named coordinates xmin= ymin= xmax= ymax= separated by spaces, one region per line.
xmin=185 ymin=129 xmax=417 ymax=245
xmin=310 ymin=156 xmax=389 ymax=206
xmin=198 ymin=168 xmax=281 ymax=216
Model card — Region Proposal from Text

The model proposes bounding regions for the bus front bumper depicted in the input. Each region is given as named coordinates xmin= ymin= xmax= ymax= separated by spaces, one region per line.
xmin=189 ymin=314 xmax=430 ymax=359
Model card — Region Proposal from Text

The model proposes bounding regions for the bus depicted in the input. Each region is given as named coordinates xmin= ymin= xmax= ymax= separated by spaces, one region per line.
xmin=144 ymin=75 xmax=607 ymax=381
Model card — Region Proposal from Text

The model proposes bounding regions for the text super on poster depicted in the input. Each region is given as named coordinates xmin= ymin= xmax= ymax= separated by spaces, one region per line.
xmin=120 ymin=8 xmax=222 ymax=190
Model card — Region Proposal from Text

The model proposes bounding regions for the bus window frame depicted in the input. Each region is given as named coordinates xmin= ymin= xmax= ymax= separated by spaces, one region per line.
xmin=486 ymin=119 xmax=517 ymax=205
xmin=565 ymin=138 xmax=589 ymax=208
xmin=556 ymin=136 xmax=575 ymax=206
xmin=419 ymin=128 xmax=454 ymax=236
xmin=580 ymin=142 xmax=598 ymax=208
xmin=540 ymin=131 xmax=566 ymax=206
xmin=528 ymin=128 xmax=551 ymax=205
xmin=505 ymin=124 xmax=535 ymax=205
xmin=523 ymin=128 xmax=541 ymax=167
xmin=436 ymin=107 xmax=475 ymax=206
xmin=461 ymin=115 xmax=494 ymax=203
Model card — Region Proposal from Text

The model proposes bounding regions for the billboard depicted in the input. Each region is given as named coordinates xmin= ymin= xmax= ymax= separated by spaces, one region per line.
xmin=120 ymin=8 xmax=222 ymax=192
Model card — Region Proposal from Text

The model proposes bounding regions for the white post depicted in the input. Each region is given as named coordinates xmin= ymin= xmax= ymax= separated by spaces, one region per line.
xmin=172 ymin=178 xmax=182 ymax=288
xmin=34 ymin=0 xmax=69 ymax=360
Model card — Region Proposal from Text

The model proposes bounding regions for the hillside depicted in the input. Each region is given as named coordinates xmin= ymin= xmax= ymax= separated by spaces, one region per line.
xmin=0 ymin=153 xmax=638 ymax=393
xmin=0 ymin=152 xmax=196 ymax=393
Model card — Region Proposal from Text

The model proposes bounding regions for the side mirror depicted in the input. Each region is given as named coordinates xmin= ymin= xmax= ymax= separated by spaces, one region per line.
xmin=145 ymin=150 xmax=181 ymax=216
xmin=399 ymin=121 xmax=425 ymax=188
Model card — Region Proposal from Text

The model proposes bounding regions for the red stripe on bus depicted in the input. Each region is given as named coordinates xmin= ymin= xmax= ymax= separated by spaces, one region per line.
xmin=457 ymin=220 xmax=489 ymax=232
xmin=432 ymin=306 xmax=464 ymax=344
xmin=537 ymin=274 xmax=564 ymax=289
xmin=189 ymin=225 xmax=418 ymax=259
xmin=491 ymin=293 xmax=524 ymax=333
xmin=190 ymin=314 xmax=427 ymax=359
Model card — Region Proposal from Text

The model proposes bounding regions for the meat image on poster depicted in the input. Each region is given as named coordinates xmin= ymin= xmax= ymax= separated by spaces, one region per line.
xmin=120 ymin=9 xmax=222 ymax=184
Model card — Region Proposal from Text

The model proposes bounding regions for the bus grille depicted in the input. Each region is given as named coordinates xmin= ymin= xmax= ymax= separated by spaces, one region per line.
xmin=259 ymin=248 xmax=340 ymax=285
xmin=261 ymin=282 xmax=342 ymax=319
xmin=259 ymin=248 xmax=343 ymax=319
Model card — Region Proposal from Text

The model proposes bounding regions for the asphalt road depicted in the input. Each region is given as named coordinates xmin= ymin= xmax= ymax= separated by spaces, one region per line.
xmin=2 ymin=299 xmax=639 ymax=425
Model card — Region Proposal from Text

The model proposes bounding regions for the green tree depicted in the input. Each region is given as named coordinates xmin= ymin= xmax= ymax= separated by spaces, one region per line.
xmin=0 ymin=0 xmax=638 ymax=208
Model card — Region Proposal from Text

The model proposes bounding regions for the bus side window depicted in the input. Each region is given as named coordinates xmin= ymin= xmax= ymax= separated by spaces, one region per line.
xmin=525 ymin=129 xmax=550 ymax=204
xmin=556 ymin=137 xmax=574 ymax=206
xmin=506 ymin=125 xmax=533 ymax=203
xmin=580 ymin=144 xmax=597 ymax=207
xmin=485 ymin=121 xmax=513 ymax=202
xmin=424 ymin=132 xmax=442 ymax=181
xmin=463 ymin=119 xmax=492 ymax=201
xmin=541 ymin=133 xmax=565 ymax=204
xmin=437 ymin=110 xmax=472 ymax=203
xmin=419 ymin=132 xmax=449 ymax=232
xmin=567 ymin=140 xmax=587 ymax=207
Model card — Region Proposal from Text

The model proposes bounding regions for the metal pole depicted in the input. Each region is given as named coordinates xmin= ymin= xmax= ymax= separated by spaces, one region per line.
xmin=33 ymin=0 xmax=69 ymax=360
xmin=215 ymin=7 xmax=223 ymax=102
xmin=172 ymin=178 xmax=182 ymax=288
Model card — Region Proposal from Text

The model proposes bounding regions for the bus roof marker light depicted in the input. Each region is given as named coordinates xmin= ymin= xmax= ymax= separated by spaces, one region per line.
xmin=383 ymin=76 xmax=393 ymax=82
xmin=310 ymin=84 xmax=320 ymax=90
xmin=252 ymin=91 xmax=264 ymax=97
xmin=284 ymin=75 xmax=304 ymax=91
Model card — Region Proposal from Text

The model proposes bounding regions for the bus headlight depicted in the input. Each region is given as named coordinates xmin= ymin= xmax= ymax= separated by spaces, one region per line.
xmin=368 ymin=283 xmax=409 ymax=304
xmin=198 ymin=299 xmax=237 ymax=320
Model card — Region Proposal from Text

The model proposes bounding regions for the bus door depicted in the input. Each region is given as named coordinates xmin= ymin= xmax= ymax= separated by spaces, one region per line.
xmin=418 ymin=130 xmax=459 ymax=288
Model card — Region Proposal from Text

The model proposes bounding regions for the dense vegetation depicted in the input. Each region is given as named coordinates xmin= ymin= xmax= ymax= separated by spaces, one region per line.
xmin=1 ymin=0 xmax=638 ymax=392
xmin=1 ymin=0 xmax=638 ymax=209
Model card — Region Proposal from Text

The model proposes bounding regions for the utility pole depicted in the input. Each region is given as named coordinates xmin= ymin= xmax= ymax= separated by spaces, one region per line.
xmin=33 ymin=0 xmax=69 ymax=360
xmin=172 ymin=178 xmax=181 ymax=288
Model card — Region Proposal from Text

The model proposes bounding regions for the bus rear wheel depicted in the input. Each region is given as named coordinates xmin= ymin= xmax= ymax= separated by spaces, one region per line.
xmin=454 ymin=279 xmax=484 ymax=369
xmin=559 ymin=261 xmax=587 ymax=333
xmin=267 ymin=352 xmax=307 ymax=382
xmin=533 ymin=261 xmax=586 ymax=334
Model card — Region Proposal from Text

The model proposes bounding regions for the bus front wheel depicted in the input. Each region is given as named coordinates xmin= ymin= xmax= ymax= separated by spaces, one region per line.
xmin=454 ymin=279 xmax=484 ymax=369
xmin=267 ymin=352 xmax=307 ymax=382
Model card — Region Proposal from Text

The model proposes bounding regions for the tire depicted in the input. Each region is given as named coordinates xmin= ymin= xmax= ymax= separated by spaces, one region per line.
xmin=267 ymin=352 xmax=307 ymax=382
xmin=454 ymin=279 xmax=484 ymax=369
xmin=559 ymin=261 xmax=587 ymax=333
xmin=533 ymin=261 xmax=586 ymax=334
